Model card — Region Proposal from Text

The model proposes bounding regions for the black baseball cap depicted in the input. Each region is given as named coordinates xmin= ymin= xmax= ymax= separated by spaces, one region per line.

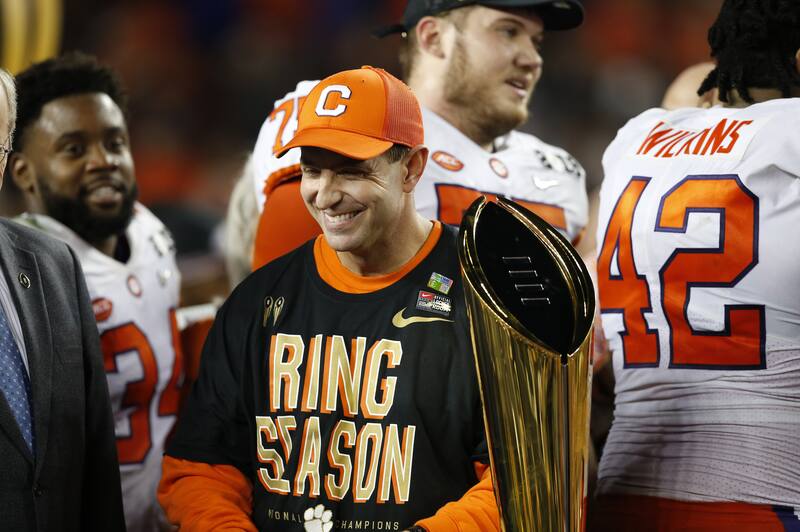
xmin=374 ymin=0 xmax=584 ymax=37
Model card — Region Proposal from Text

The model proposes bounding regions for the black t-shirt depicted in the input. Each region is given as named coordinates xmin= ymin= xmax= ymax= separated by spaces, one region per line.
xmin=167 ymin=225 xmax=487 ymax=531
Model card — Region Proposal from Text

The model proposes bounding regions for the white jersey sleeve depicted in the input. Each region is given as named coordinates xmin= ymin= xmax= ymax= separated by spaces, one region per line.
xmin=252 ymin=80 xmax=319 ymax=212
xmin=595 ymin=100 xmax=800 ymax=506
xmin=18 ymin=204 xmax=184 ymax=530
xmin=414 ymin=108 xmax=588 ymax=243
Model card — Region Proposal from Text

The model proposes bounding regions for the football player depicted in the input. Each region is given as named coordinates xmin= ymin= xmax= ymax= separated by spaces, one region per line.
xmin=235 ymin=0 xmax=587 ymax=271
xmin=10 ymin=53 xmax=184 ymax=532
xmin=592 ymin=1 xmax=800 ymax=529
xmin=160 ymin=66 xmax=499 ymax=532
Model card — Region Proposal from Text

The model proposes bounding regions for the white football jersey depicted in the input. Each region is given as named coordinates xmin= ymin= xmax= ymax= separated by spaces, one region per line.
xmin=595 ymin=99 xmax=800 ymax=506
xmin=251 ymin=81 xmax=588 ymax=243
xmin=19 ymin=204 xmax=183 ymax=530
xmin=251 ymin=80 xmax=319 ymax=211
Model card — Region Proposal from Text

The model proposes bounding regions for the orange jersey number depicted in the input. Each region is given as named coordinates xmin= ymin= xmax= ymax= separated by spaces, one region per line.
xmin=268 ymin=95 xmax=307 ymax=154
xmin=598 ymin=175 xmax=764 ymax=369
xmin=597 ymin=178 xmax=659 ymax=366
xmin=158 ymin=309 xmax=185 ymax=415
xmin=656 ymin=176 xmax=764 ymax=368
xmin=101 ymin=310 xmax=184 ymax=464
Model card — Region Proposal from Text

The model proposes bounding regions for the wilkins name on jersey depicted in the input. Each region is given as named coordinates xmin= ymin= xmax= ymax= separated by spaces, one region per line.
xmin=595 ymin=100 xmax=800 ymax=507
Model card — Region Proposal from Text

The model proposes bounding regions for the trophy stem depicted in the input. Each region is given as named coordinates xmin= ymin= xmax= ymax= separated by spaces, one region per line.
xmin=562 ymin=365 xmax=570 ymax=532
xmin=459 ymin=196 xmax=595 ymax=532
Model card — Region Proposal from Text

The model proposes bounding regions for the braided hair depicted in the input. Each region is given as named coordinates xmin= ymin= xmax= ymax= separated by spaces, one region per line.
xmin=698 ymin=0 xmax=800 ymax=104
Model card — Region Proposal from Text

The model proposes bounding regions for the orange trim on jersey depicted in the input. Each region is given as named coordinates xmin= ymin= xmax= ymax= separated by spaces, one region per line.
xmin=590 ymin=495 xmax=791 ymax=532
xmin=571 ymin=227 xmax=585 ymax=248
xmin=252 ymin=178 xmax=322 ymax=270
xmin=415 ymin=462 xmax=500 ymax=532
xmin=263 ymin=164 xmax=302 ymax=197
xmin=158 ymin=455 xmax=257 ymax=531
xmin=435 ymin=183 xmax=568 ymax=231
xmin=313 ymin=222 xmax=442 ymax=294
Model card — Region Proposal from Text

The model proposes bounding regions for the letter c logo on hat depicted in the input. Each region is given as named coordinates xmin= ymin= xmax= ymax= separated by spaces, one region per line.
xmin=315 ymin=84 xmax=351 ymax=117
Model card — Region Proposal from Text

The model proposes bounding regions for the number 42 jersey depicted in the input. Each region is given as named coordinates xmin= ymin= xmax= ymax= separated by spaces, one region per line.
xmin=595 ymin=99 xmax=800 ymax=507
xmin=19 ymin=204 xmax=184 ymax=531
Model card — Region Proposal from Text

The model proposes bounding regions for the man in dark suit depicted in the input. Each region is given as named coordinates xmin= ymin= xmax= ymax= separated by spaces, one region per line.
xmin=0 ymin=67 xmax=125 ymax=531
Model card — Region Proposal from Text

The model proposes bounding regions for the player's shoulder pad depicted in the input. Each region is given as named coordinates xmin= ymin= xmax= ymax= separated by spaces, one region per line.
xmin=616 ymin=107 xmax=673 ymax=139
xmin=602 ymin=107 xmax=673 ymax=164
xmin=741 ymin=98 xmax=800 ymax=170
xmin=254 ymin=79 xmax=320 ymax=156
xmin=505 ymin=129 xmax=586 ymax=180
xmin=129 ymin=201 xmax=176 ymax=239
xmin=745 ymin=97 xmax=800 ymax=129
xmin=252 ymin=79 xmax=322 ymax=209
xmin=272 ymin=79 xmax=319 ymax=110
xmin=130 ymin=202 xmax=166 ymax=229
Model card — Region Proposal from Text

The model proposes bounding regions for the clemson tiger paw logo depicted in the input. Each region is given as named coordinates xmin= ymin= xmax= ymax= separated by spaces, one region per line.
xmin=303 ymin=504 xmax=333 ymax=532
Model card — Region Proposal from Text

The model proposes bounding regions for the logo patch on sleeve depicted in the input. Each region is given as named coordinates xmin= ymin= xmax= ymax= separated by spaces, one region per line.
xmin=416 ymin=290 xmax=452 ymax=317
xmin=426 ymin=272 xmax=453 ymax=294
xmin=92 ymin=297 xmax=113 ymax=322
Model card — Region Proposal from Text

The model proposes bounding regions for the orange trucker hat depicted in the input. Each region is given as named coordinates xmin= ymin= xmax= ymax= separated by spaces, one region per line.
xmin=275 ymin=66 xmax=424 ymax=160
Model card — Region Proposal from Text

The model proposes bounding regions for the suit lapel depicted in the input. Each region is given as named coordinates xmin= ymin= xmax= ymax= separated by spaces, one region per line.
xmin=0 ymin=228 xmax=53 ymax=471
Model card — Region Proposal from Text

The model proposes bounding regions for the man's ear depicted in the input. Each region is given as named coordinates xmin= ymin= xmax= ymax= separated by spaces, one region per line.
xmin=10 ymin=153 xmax=36 ymax=194
xmin=401 ymin=145 xmax=428 ymax=193
xmin=415 ymin=16 xmax=451 ymax=59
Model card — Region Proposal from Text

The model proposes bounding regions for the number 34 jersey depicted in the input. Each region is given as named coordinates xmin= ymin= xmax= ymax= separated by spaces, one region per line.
xmin=595 ymin=99 xmax=800 ymax=506
xmin=19 ymin=204 xmax=184 ymax=530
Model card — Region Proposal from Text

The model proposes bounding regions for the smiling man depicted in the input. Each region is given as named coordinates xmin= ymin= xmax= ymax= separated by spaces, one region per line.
xmin=10 ymin=52 xmax=184 ymax=532
xmin=160 ymin=66 xmax=498 ymax=532
xmin=233 ymin=0 xmax=587 ymax=276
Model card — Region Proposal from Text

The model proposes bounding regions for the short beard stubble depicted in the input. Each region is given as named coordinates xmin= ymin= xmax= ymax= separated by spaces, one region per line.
xmin=443 ymin=37 xmax=529 ymax=146
xmin=38 ymin=178 xmax=138 ymax=245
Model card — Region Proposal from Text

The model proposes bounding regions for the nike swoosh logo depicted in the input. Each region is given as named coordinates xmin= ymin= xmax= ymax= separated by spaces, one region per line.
xmin=392 ymin=308 xmax=453 ymax=328
xmin=533 ymin=177 xmax=560 ymax=190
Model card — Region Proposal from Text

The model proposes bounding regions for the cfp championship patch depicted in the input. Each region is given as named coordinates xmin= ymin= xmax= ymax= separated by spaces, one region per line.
xmin=426 ymin=272 xmax=453 ymax=295
xmin=416 ymin=290 xmax=451 ymax=317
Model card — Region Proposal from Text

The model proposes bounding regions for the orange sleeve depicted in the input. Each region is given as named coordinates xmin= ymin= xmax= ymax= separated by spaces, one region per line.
xmin=415 ymin=462 xmax=500 ymax=532
xmin=252 ymin=177 xmax=321 ymax=270
xmin=571 ymin=227 xmax=586 ymax=248
xmin=157 ymin=455 xmax=257 ymax=532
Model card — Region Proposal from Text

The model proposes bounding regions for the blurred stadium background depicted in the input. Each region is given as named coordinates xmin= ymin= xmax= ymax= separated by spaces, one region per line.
xmin=1 ymin=0 xmax=722 ymax=303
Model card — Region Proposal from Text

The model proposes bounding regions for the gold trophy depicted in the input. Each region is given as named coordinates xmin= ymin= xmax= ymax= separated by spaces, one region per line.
xmin=458 ymin=197 xmax=595 ymax=532
xmin=1 ymin=0 xmax=62 ymax=73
